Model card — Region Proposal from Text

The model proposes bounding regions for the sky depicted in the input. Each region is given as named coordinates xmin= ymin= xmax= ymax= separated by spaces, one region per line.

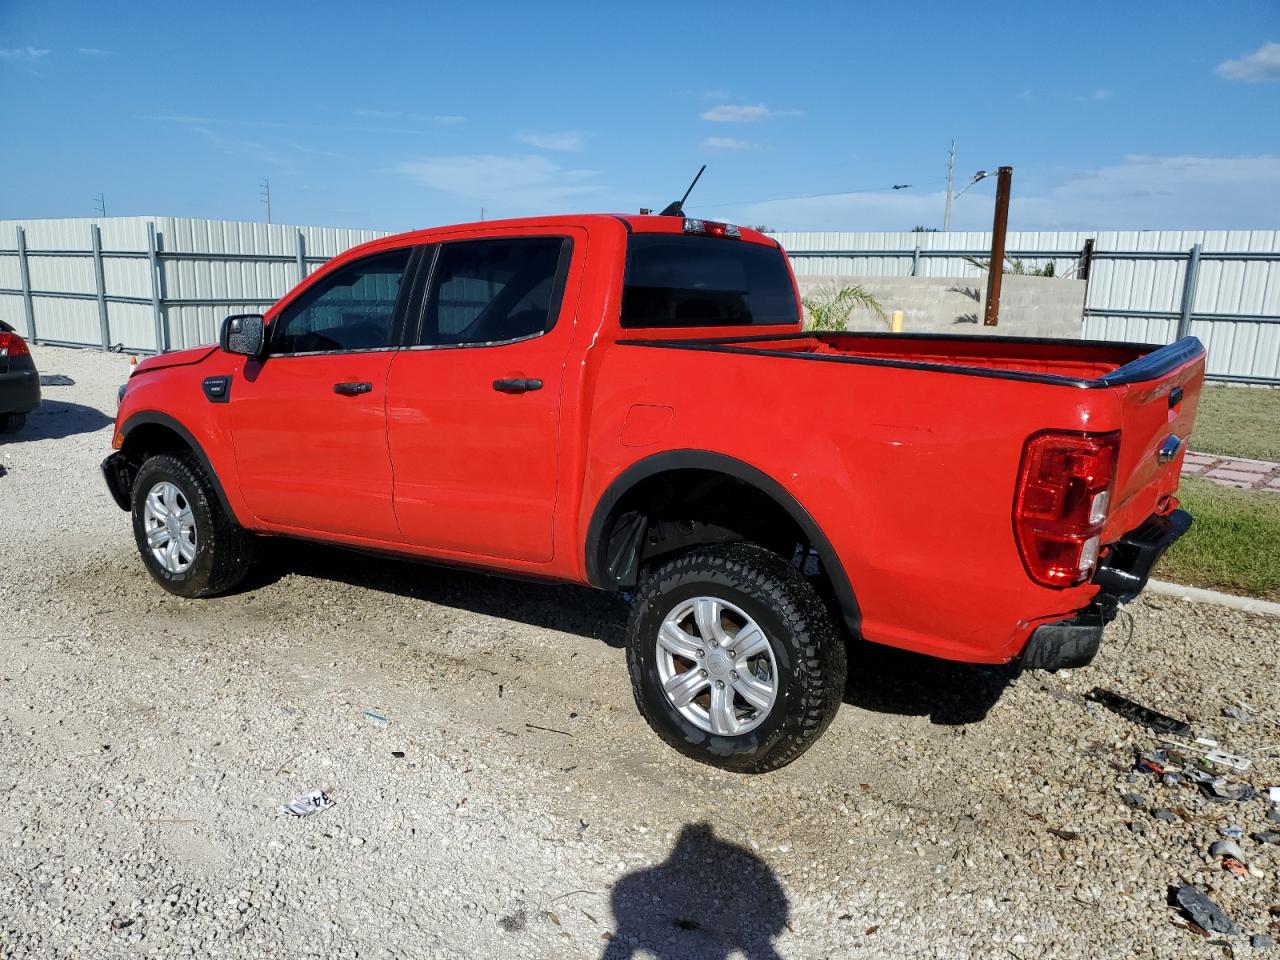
xmin=1 ymin=1 xmax=1278 ymax=233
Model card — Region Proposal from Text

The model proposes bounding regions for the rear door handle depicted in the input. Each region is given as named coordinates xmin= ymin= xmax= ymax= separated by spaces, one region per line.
xmin=333 ymin=381 xmax=373 ymax=396
xmin=492 ymin=378 xmax=543 ymax=394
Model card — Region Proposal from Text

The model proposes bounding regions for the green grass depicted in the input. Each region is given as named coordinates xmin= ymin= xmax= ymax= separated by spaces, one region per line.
xmin=1191 ymin=384 xmax=1280 ymax=461
xmin=1156 ymin=477 xmax=1280 ymax=601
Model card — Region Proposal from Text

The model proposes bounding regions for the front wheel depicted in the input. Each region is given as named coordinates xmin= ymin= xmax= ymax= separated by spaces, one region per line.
xmin=625 ymin=543 xmax=846 ymax=774
xmin=130 ymin=453 xmax=254 ymax=598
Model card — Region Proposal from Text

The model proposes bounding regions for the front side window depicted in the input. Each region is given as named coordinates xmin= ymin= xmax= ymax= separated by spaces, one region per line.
xmin=272 ymin=248 xmax=412 ymax=354
xmin=621 ymin=234 xmax=799 ymax=328
xmin=420 ymin=237 xmax=569 ymax=346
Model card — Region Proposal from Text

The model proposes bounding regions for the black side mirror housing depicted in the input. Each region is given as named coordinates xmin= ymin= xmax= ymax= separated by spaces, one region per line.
xmin=220 ymin=314 xmax=266 ymax=357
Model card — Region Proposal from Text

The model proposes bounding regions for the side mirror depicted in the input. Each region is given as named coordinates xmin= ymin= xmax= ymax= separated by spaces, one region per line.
xmin=220 ymin=314 xmax=266 ymax=357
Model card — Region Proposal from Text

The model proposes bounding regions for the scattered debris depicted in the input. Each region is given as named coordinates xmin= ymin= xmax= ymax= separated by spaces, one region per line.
xmin=1048 ymin=828 xmax=1081 ymax=841
xmin=1267 ymin=809 xmax=1280 ymax=826
xmin=546 ymin=911 xmax=560 ymax=926
xmin=1122 ymin=793 xmax=1145 ymax=808
xmin=391 ymin=750 xmax=405 ymax=759
xmin=1224 ymin=858 xmax=1250 ymax=878
xmin=1270 ymin=787 xmax=1280 ymax=804
xmin=1205 ymin=749 xmax=1253 ymax=773
xmin=38 ymin=374 xmax=75 ymax=386
xmin=1211 ymin=839 xmax=1247 ymax=862
xmin=864 ymin=924 xmax=880 ymax=935
xmin=363 ymin=710 xmax=390 ymax=727
xmin=279 ymin=788 xmax=334 ymax=818
xmin=524 ymin=723 xmax=573 ymax=737
xmin=1223 ymin=825 xmax=1246 ymax=839
xmin=1174 ymin=885 xmax=1239 ymax=935
xmin=1224 ymin=704 xmax=1254 ymax=724
xmin=1154 ymin=809 xmax=1178 ymax=824
xmin=1253 ymin=934 xmax=1275 ymax=950
xmin=1088 ymin=688 xmax=1192 ymax=738
xmin=1253 ymin=832 xmax=1280 ymax=845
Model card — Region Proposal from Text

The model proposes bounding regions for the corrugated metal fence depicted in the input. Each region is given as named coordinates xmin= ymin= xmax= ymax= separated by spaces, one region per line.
xmin=2 ymin=218 xmax=1278 ymax=384
xmin=0 ymin=217 xmax=387 ymax=353
xmin=777 ymin=229 xmax=1280 ymax=385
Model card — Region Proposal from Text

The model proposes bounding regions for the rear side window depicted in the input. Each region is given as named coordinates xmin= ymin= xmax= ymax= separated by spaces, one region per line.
xmin=272 ymin=248 xmax=411 ymax=354
xmin=419 ymin=237 xmax=570 ymax=346
xmin=621 ymin=235 xmax=799 ymax=328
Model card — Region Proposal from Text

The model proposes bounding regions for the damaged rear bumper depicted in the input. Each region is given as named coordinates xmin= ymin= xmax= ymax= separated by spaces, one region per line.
xmin=1021 ymin=508 xmax=1192 ymax=671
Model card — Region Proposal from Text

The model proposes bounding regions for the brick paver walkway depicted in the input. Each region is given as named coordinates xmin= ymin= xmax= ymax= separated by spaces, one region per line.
xmin=1182 ymin=451 xmax=1280 ymax=492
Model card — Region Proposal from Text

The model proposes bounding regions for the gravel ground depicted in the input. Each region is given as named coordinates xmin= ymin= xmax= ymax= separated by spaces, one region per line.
xmin=2 ymin=344 xmax=1280 ymax=960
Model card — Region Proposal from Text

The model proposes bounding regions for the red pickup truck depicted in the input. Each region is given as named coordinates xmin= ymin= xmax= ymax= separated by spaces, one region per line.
xmin=103 ymin=213 xmax=1204 ymax=772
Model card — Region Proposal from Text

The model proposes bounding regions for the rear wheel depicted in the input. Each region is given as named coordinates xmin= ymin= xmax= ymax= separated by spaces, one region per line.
xmin=0 ymin=412 xmax=26 ymax=435
xmin=625 ymin=543 xmax=846 ymax=773
xmin=131 ymin=453 xmax=254 ymax=597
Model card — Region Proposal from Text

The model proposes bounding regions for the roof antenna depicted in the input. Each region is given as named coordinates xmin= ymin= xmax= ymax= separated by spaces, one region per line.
xmin=659 ymin=164 xmax=706 ymax=217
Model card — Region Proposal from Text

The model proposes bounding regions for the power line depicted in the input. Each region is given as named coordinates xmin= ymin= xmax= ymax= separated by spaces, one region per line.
xmin=698 ymin=181 xmax=944 ymax=210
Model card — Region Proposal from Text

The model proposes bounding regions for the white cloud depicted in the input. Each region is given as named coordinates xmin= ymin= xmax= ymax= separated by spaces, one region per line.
xmin=515 ymin=130 xmax=587 ymax=152
xmin=1075 ymin=87 xmax=1112 ymax=102
xmin=717 ymin=154 xmax=1280 ymax=232
xmin=0 ymin=46 xmax=49 ymax=62
xmin=392 ymin=154 xmax=607 ymax=211
xmin=1215 ymin=41 xmax=1280 ymax=82
xmin=355 ymin=108 xmax=467 ymax=125
xmin=701 ymin=136 xmax=756 ymax=151
xmin=701 ymin=103 xmax=799 ymax=123
xmin=77 ymin=47 xmax=111 ymax=56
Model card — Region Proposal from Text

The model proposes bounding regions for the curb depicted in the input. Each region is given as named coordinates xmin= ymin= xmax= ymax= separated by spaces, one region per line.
xmin=1145 ymin=579 xmax=1280 ymax=618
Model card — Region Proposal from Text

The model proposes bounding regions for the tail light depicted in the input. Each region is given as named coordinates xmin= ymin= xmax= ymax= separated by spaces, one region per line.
xmin=1013 ymin=430 xmax=1120 ymax=587
xmin=0 ymin=331 xmax=31 ymax=358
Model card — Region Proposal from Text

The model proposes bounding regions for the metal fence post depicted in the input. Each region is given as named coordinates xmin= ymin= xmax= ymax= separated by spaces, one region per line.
xmin=147 ymin=222 xmax=168 ymax=353
xmin=911 ymin=245 xmax=920 ymax=277
xmin=91 ymin=223 xmax=111 ymax=349
xmin=15 ymin=226 xmax=35 ymax=342
xmin=1176 ymin=243 xmax=1201 ymax=340
xmin=296 ymin=230 xmax=307 ymax=282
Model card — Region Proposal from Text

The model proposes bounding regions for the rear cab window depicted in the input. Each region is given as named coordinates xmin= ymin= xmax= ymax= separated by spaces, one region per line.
xmin=620 ymin=234 xmax=799 ymax=329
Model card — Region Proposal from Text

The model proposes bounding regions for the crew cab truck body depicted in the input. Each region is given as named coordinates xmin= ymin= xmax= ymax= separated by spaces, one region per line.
xmin=103 ymin=213 xmax=1204 ymax=772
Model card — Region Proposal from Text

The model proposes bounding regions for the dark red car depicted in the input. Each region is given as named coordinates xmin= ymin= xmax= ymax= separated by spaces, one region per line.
xmin=103 ymin=213 xmax=1204 ymax=771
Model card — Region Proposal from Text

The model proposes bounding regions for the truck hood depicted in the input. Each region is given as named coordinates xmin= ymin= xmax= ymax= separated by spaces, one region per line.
xmin=132 ymin=345 xmax=218 ymax=376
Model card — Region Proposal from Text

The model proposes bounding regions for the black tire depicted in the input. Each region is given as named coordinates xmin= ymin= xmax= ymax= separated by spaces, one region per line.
xmin=0 ymin=412 xmax=26 ymax=435
xmin=130 ymin=453 xmax=254 ymax=598
xmin=625 ymin=543 xmax=847 ymax=774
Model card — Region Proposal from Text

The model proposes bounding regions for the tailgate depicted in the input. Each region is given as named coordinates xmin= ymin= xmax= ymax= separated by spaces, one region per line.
xmin=1104 ymin=342 xmax=1206 ymax=539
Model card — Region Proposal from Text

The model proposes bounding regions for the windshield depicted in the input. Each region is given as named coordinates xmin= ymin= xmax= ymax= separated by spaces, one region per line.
xmin=620 ymin=234 xmax=799 ymax=328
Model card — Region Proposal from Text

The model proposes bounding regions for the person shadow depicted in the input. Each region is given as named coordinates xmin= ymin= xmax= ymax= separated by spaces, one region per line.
xmin=603 ymin=823 xmax=787 ymax=960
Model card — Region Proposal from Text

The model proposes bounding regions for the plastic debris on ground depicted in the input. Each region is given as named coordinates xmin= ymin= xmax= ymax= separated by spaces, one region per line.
xmin=1210 ymin=839 xmax=1247 ymax=862
xmin=363 ymin=710 xmax=390 ymax=727
xmin=1204 ymin=749 xmax=1252 ymax=772
xmin=279 ymin=788 xmax=334 ymax=818
xmin=1269 ymin=787 xmax=1280 ymax=804
xmin=1174 ymin=885 xmax=1239 ymax=935
xmin=1088 ymin=688 xmax=1192 ymax=738
xmin=1223 ymin=704 xmax=1254 ymax=724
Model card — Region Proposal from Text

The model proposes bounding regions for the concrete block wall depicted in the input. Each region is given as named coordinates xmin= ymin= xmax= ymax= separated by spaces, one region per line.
xmin=794 ymin=274 xmax=1086 ymax=338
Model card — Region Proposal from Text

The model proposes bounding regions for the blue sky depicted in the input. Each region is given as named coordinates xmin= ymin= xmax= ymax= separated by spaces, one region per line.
xmin=2 ymin=1 xmax=1278 ymax=232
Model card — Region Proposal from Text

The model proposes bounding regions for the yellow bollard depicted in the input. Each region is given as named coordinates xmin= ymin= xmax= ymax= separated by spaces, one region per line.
xmin=890 ymin=310 xmax=904 ymax=333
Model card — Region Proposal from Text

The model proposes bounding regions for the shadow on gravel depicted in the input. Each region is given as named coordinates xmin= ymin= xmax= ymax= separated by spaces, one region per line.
xmin=0 ymin=400 xmax=113 ymax=444
xmin=843 ymin=640 xmax=1018 ymax=725
xmin=245 ymin=539 xmax=630 ymax=645
xmin=603 ymin=823 xmax=787 ymax=960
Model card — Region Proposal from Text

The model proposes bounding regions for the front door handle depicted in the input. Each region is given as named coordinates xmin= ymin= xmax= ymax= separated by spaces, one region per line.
xmin=333 ymin=381 xmax=373 ymax=396
xmin=492 ymin=378 xmax=543 ymax=394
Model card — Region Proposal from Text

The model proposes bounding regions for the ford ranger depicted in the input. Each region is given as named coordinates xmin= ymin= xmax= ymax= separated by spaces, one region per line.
xmin=102 ymin=213 xmax=1204 ymax=772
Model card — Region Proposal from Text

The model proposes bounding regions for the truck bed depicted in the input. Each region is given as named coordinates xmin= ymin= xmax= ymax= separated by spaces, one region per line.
xmin=620 ymin=331 xmax=1205 ymax=388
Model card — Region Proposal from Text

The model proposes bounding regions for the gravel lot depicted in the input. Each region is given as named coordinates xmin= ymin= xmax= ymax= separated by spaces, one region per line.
xmin=3 ymin=344 xmax=1280 ymax=960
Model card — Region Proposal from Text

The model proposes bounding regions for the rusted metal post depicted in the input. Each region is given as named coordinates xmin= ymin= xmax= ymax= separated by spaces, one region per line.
xmin=983 ymin=166 xmax=1013 ymax=327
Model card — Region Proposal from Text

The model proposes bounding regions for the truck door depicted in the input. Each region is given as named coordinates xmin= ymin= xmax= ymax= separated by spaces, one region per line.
xmin=385 ymin=231 xmax=582 ymax=562
xmin=229 ymin=247 xmax=416 ymax=541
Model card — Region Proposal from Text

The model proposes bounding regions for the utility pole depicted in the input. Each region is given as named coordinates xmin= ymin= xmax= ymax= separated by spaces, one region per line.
xmin=260 ymin=178 xmax=272 ymax=224
xmin=983 ymin=166 xmax=1013 ymax=327
xmin=942 ymin=141 xmax=956 ymax=232
xmin=94 ymin=193 xmax=107 ymax=217
xmin=480 ymin=207 xmax=485 ymax=221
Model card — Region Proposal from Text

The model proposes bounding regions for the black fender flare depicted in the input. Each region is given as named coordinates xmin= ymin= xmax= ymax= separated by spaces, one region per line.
xmin=118 ymin=411 xmax=241 ymax=523
xmin=584 ymin=449 xmax=861 ymax=637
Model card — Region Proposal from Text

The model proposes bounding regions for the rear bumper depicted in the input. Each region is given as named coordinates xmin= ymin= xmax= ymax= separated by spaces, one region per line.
xmin=102 ymin=452 xmax=136 ymax=511
xmin=0 ymin=368 xmax=41 ymax=414
xmin=1021 ymin=508 xmax=1192 ymax=671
